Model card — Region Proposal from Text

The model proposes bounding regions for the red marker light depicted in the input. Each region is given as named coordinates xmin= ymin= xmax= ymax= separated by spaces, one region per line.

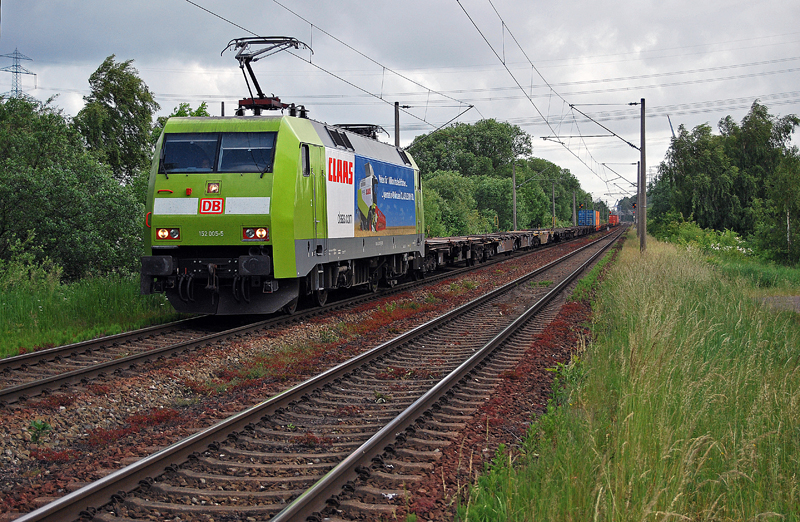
xmin=186 ymin=188 xmax=193 ymax=196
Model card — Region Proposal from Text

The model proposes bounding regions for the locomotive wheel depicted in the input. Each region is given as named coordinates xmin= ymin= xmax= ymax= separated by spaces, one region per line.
xmin=315 ymin=288 xmax=328 ymax=306
xmin=283 ymin=296 xmax=299 ymax=315
xmin=283 ymin=283 xmax=301 ymax=315
xmin=367 ymin=272 xmax=379 ymax=293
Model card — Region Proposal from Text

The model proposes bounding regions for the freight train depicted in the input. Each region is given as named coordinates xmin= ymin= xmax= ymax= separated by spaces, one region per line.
xmin=139 ymin=108 xmax=596 ymax=315
xmin=140 ymin=36 xmax=603 ymax=315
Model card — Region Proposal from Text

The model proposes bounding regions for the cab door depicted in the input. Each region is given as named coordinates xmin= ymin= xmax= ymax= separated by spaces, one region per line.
xmin=302 ymin=143 xmax=327 ymax=258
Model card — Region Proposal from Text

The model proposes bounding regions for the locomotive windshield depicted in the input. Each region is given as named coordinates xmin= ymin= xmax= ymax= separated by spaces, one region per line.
xmin=161 ymin=133 xmax=218 ymax=173
xmin=218 ymin=132 xmax=276 ymax=173
xmin=160 ymin=132 xmax=277 ymax=174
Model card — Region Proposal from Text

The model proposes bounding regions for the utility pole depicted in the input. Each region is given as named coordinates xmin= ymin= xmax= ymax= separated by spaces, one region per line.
xmin=635 ymin=162 xmax=639 ymax=230
xmin=552 ymin=182 xmax=556 ymax=228
xmin=394 ymin=101 xmax=400 ymax=148
xmin=512 ymin=161 xmax=518 ymax=230
xmin=639 ymin=98 xmax=647 ymax=252
xmin=572 ymin=191 xmax=577 ymax=226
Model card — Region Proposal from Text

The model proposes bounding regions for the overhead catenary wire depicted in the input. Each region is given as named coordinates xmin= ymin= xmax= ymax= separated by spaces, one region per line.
xmin=183 ymin=0 xmax=475 ymax=132
xmin=272 ymin=0 xmax=470 ymax=109
xmin=570 ymin=103 xmax=639 ymax=150
xmin=456 ymin=0 xmax=616 ymax=197
xmin=485 ymin=0 xmax=618 ymax=192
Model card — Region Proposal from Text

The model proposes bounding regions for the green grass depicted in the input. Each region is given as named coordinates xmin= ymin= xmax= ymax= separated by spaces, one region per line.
xmin=458 ymin=230 xmax=800 ymax=521
xmin=1 ymin=273 xmax=184 ymax=358
xmin=569 ymin=244 xmax=619 ymax=302
xmin=713 ymin=257 xmax=800 ymax=291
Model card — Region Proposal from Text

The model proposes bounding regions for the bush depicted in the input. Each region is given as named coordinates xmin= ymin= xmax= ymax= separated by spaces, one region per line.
xmin=649 ymin=212 xmax=751 ymax=259
xmin=0 ymin=96 xmax=144 ymax=281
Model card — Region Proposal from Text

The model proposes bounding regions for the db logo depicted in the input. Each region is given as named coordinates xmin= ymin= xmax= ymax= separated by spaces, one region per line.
xmin=199 ymin=198 xmax=224 ymax=214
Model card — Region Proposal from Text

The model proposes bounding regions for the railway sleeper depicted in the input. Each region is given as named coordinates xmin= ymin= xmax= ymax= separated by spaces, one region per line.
xmin=147 ymin=482 xmax=306 ymax=501
xmin=193 ymin=455 xmax=337 ymax=473
xmin=365 ymin=469 xmax=423 ymax=488
xmin=392 ymin=447 xmax=444 ymax=460
xmin=178 ymin=468 xmax=317 ymax=488
xmin=352 ymin=485 xmax=411 ymax=504
xmin=334 ymin=497 xmax=402 ymax=517
xmin=115 ymin=495 xmax=285 ymax=517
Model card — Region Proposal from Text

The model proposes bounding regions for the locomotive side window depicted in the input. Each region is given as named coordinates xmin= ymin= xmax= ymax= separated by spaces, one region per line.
xmin=301 ymin=144 xmax=310 ymax=177
xmin=161 ymin=133 xmax=219 ymax=173
xmin=218 ymin=132 xmax=277 ymax=174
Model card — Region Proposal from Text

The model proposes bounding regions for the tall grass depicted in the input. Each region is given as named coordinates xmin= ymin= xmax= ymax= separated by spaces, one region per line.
xmin=460 ymin=230 xmax=800 ymax=521
xmin=1 ymin=274 xmax=182 ymax=358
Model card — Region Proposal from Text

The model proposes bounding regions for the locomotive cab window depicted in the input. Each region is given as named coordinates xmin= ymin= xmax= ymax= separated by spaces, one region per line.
xmin=218 ymin=132 xmax=277 ymax=174
xmin=160 ymin=133 xmax=218 ymax=173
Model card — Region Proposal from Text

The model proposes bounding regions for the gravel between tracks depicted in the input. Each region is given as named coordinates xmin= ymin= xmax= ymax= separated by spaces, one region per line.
xmin=0 ymin=237 xmax=607 ymax=519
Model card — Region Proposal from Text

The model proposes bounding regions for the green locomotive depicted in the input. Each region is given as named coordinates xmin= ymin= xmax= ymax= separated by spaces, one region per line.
xmin=140 ymin=113 xmax=424 ymax=314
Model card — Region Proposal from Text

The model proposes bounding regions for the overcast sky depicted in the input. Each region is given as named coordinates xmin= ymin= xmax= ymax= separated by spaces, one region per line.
xmin=3 ymin=0 xmax=799 ymax=207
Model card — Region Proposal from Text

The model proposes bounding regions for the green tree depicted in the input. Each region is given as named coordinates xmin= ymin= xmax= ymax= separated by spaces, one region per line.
xmin=424 ymin=171 xmax=478 ymax=236
xmin=73 ymin=55 xmax=160 ymax=183
xmin=150 ymin=101 xmax=210 ymax=145
xmin=657 ymin=123 xmax=741 ymax=231
xmin=474 ymin=175 xmax=514 ymax=230
xmin=410 ymin=122 xmax=589 ymax=232
xmin=421 ymin=186 xmax=447 ymax=237
xmin=409 ymin=119 xmax=531 ymax=178
xmin=0 ymin=96 xmax=142 ymax=281
xmin=655 ymin=102 xmax=799 ymax=260
xmin=718 ymin=101 xmax=800 ymax=235
xmin=753 ymin=149 xmax=800 ymax=262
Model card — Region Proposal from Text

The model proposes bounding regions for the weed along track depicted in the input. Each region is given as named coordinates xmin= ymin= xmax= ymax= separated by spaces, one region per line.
xmin=14 ymin=230 xmax=621 ymax=522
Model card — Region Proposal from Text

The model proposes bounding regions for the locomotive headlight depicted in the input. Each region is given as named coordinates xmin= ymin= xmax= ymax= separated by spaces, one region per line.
xmin=243 ymin=227 xmax=268 ymax=241
xmin=207 ymin=182 xmax=220 ymax=194
xmin=156 ymin=228 xmax=180 ymax=240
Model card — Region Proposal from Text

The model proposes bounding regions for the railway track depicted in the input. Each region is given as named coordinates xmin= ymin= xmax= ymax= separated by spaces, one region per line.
xmin=16 ymin=228 xmax=622 ymax=522
xmin=0 ymin=231 xmax=608 ymax=407
xmin=0 ymin=317 xmax=244 ymax=406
